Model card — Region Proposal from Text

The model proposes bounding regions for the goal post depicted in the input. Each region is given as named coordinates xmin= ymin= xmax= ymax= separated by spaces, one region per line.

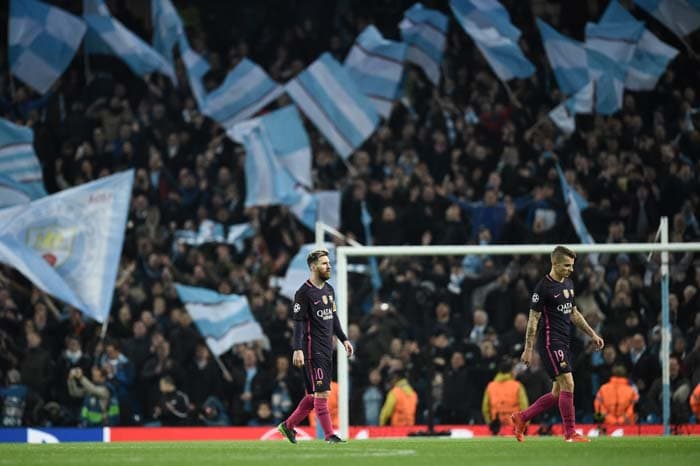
xmin=317 ymin=218 xmax=700 ymax=438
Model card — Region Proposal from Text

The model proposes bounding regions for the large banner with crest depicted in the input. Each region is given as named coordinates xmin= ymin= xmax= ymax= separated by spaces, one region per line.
xmin=0 ymin=170 xmax=134 ymax=322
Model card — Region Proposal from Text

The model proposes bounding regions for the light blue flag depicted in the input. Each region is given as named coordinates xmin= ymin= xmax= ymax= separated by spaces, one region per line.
xmin=555 ymin=163 xmax=595 ymax=247
xmin=286 ymin=53 xmax=380 ymax=159
xmin=600 ymin=0 xmax=678 ymax=91
xmin=289 ymin=189 xmax=341 ymax=231
xmin=279 ymin=243 xmax=336 ymax=302
xmin=548 ymin=81 xmax=594 ymax=134
xmin=175 ymin=284 xmax=264 ymax=356
xmin=8 ymin=0 xmax=86 ymax=94
xmin=83 ymin=0 xmax=176 ymax=84
xmin=360 ymin=201 xmax=382 ymax=291
xmin=399 ymin=3 xmax=449 ymax=85
xmin=586 ymin=48 xmax=626 ymax=115
xmin=634 ymin=0 xmax=700 ymax=38
xmin=450 ymin=0 xmax=535 ymax=81
xmin=177 ymin=35 xmax=209 ymax=108
xmin=174 ymin=221 xmax=254 ymax=252
xmin=201 ymin=58 xmax=284 ymax=131
xmin=344 ymin=25 xmax=408 ymax=118
xmin=151 ymin=0 xmax=183 ymax=66
xmin=0 ymin=118 xmax=47 ymax=206
xmin=536 ymin=19 xmax=590 ymax=95
xmin=229 ymin=105 xmax=310 ymax=208
xmin=0 ymin=170 xmax=134 ymax=322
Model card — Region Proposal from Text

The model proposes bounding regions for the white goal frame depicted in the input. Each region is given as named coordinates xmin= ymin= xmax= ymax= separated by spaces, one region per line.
xmin=317 ymin=217 xmax=700 ymax=438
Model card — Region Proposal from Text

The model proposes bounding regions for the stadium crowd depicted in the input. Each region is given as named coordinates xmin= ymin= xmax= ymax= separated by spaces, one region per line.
xmin=1 ymin=0 xmax=700 ymax=432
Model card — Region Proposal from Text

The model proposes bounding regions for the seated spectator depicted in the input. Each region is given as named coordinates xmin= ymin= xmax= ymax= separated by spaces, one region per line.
xmin=594 ymin=365 xmax=639 ymax=425
xmin=647 ymin=356 xmax=691 ymax=423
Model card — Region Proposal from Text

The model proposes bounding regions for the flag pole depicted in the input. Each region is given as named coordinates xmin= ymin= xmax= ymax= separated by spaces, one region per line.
xmin=502 ymin=79 xmax=522 ymax=108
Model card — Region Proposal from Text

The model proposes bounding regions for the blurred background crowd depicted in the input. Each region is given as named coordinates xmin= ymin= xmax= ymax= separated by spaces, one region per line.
xmin=1 ymin=0 xmax=700 ymax=432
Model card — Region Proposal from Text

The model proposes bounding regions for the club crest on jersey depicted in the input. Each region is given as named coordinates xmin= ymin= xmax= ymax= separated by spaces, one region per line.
xmin=560 ymin=361 xmax=568 ymax=369
xmin=563 ymin=289 xmax=570 ymax=299
xmin=570 ymin=289 xmax=574 ymax=298
xmin=322 ymin=295 xmax=328 ymax=305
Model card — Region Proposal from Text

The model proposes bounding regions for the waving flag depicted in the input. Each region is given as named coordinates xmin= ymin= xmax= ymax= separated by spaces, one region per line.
xmin=598 ymin=0 xmax=678 ymax=91
xmin=8 ymin=0 xmax=86 ymax=94
xmin=548 ymin=81 xmax=594 ymax=134
xmin=344 ymin=26 xmax=408 ymax=118
xmin=279 ymin=243 xmax=336 ymax=301
xmin=178 ymin=35 xmax=209 ymax=107
xmin=174 ymin=221 xmax=254 ymax=252
xmin=0 ymin=118 xmax=47 ymax=206
xmin=634 ymin=0 xmax=700 ymax=38
xmin=0 ymin=170 xmax=134 ymax=322
xmin=399 ymin=3 xmax=449 ymax=85
xmin=289 ymin=189 xmax=341 ymax=231
xmin=536 ymin=19 xmax=590 ymax=95
xmin=175 ymin=284 xmax=264 ymax=356
xmin=555 ymin=164 xmax=595 ymax=246
xmin=450 ymin=0 xmax=535 ymax=81
xmin=360 ymin=201 xmax=382 ymax=291
xmin=287 ymin=53 xmax=380 ymax=159
xmin=151 ymin=0 xmax=183 ymax=65
xmin=200 ymin=59 xmax=283 ymax=131
xmin=83 ymin=0 xmax=176 ymax=84
xmin=229 ymin=105 xmax=310 ymax=208
xmin=586 ymin=48 xmax=626 ymax=115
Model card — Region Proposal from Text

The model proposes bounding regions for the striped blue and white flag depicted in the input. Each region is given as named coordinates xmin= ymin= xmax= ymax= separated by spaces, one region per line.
xmin=229 ymin=105 xmax=310 ymax=208
xmin=360 ymin=201 xmax=382 ymax=291
xmin=175 ymin=284 xmax=264 ymax=356
xmin=599 ymin=0 xmax=678 ymax=91
xmin=536 ymin=18 xmax=590 ymax=95
xmin=289 ymin=189 xmax=341 ymax=231
xmin=83 ymin=0 xmax=176 ymax=84
xmin=585 ymin=21 xmax=643 ymax=64
xmin=344 ymin=26 xmax=408 ymax=118
xmin=555 ymin=163 xmax=595 ymax=247
xmin=399 ymin=3 xmax=449 ymax=85
xmin=279 ymin=243 xmax=336 ymax=302
xmin=586 ymin=48 xmax=626 ymax=115
xmin=548 ymin=81 xmax=594 ymax=134
xmin=0 ymin=118 xmax=47 ymax=206
xmin=174 ymin=221 xmax=253 ymax=252
xmin=0 ymin=170 xmax=134 ymax=322
xmin=178 ymin=35 xmax=209 ymax=108
xmin=8 ymin=0 xmax=86 ymax=94
xmin=450 ymin=0 xmax=535 ymax=81
xmin=151 ymin=0 xmax=183 ymax=66
xmin=286 ymin=53 xmax=380 ymax=159
xmin=634 ymin=0 xmax=700 ymax=38
xmin=200 ymin=59 xmax=283 ymax=131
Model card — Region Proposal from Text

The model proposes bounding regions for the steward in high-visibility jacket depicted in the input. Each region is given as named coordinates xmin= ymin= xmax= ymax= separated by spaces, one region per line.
xmin=482 ymin=358 xmax=529 ymax=424
xmin=594 ymin=365 xmax=639 ymax=425
xmin=379 ymin=371 xmax=418 ymax=426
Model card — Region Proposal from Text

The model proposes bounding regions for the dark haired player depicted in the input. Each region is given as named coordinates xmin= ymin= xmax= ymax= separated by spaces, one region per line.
xmin=511 ymin=246 xmax=604 ymax=442
xmin=278 ymin=249 xmax=353 ymax=444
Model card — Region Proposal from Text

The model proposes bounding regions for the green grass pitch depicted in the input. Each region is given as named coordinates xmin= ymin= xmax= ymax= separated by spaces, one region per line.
xmin=2 ymin=437 xmax=700 ymax=466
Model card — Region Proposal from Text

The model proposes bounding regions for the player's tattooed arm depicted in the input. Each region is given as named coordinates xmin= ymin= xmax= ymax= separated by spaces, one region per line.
xmin=524 ymin=309 xmax=541 ymax=352
xmin=571 ymin=307 xmax=594 ymax=336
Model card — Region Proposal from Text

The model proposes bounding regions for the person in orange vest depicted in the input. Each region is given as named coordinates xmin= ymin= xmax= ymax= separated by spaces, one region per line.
xmin=594 ymin=365 xmax=639 ymax=425
xmin=688 ymin=383 xmax=700 ymax=421
xmin=482 ymin=357 xmax=529 ymax=426
xmin=379 ymin=369 xmax=418 ymax=426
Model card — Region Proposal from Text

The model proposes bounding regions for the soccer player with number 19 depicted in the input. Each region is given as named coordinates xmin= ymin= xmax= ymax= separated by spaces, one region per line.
xmin=278 ymin=249 xmax=353 ymax=444
xmin=511 ymin=246 xmax=604 ymax=443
